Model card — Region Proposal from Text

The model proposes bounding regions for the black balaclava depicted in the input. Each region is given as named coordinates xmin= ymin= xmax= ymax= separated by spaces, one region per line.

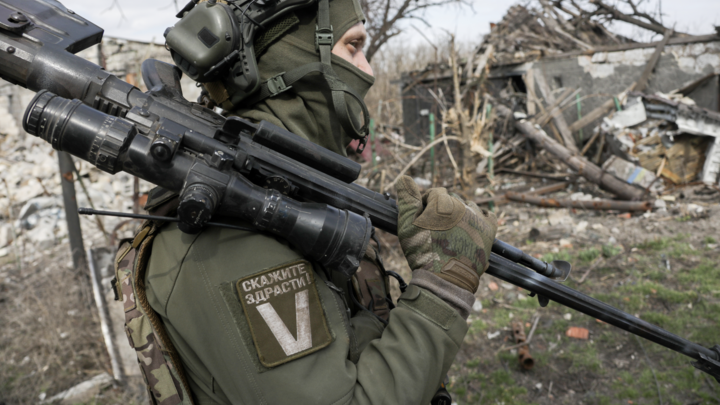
xmin=231 ymin=0 xmax=375 ymax=156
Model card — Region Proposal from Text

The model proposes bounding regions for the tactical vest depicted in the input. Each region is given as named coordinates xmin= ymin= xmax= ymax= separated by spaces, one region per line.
xmin=114 ymin=220 xmax=195 ymax=405
xmin=112 ymin=188 xmax=392 ymax=404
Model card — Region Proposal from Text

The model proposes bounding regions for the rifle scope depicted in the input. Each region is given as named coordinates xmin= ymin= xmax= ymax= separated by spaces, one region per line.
xmin=23 ymin=90 xmax=372 ymax=277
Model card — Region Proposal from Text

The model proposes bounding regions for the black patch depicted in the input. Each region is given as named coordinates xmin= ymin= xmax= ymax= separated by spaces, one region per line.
xmin=198 ymin=27 xmax=220 ymax=49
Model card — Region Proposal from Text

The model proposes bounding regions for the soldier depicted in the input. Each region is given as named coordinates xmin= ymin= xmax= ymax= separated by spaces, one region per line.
xmin=115 ymin=0 xmax=498 ymax=403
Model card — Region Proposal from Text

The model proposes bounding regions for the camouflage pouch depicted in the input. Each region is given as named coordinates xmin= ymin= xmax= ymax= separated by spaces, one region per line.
xmin=351 ymin=243 xmax=391 ymax=321
xmin=115 ymin=222 xmax=195 ymax=405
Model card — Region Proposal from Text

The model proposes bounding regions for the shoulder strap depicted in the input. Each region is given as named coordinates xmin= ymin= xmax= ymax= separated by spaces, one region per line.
xmin=241 ymin=0 xmax=370 ymax=151
xmin=315 ymin=0 xmax=333 ymax=65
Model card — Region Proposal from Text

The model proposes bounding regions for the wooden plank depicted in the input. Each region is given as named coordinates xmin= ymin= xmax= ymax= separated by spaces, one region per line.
xmin=476 ymin=181 xmax=571 ymax=206
xmin=538 ymin=88 xmax=580 ymax=127
xmin=524 ymin=69 xmax=537 ymax=116
xmin=535 ymin=72 xmax=579 ymax=152
xmin=635 ymin=29 xmax=675 ymax=91
xmin=473 ymin=45 xmax=495 ymax=79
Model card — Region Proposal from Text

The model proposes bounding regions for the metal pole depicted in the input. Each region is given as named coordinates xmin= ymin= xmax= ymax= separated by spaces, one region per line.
xmin=429 ymin=113 xmax=435 ymax=182
xmin=369 ymin=118 xmax=376 ymax=171
xmin=87 ymin=248 xmax=123 ymax=382
xmin=58 ymin=152 xmax=86 ymax=269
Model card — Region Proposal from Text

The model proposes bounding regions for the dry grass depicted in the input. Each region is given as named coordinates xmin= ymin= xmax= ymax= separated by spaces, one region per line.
xmin=0 ymin=245 xmax=143 ymax=404
xmin=366 ymin=39 xmax=474 ymax=128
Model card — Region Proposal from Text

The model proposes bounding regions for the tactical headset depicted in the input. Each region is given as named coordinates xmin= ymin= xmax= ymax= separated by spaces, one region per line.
xmin=165 ymin=0 xmax=371 ymax=151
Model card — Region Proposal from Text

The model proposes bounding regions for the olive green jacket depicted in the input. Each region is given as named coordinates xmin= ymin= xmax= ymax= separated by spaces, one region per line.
xmin=145 ymin=222 xmax=469 ymax=405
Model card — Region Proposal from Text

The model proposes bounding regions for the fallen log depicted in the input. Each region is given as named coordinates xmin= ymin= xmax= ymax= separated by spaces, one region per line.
xmin=495 ymin=169 xmax=576 ymax=181
xmin=506 ymin=192 xmax=653 ymax=211
xmin=495 ymin=103 xmax=645 ymax=200
xmin=476 ymin=181 xmax=571 ymax=205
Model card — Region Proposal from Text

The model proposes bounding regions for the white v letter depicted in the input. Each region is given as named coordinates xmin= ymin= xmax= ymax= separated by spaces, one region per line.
xmin=256 ymin=290 xmax=312 ymax=356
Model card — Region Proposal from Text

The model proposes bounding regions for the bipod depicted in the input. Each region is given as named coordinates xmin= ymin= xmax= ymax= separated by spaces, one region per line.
xmin=694 ymin=345 xmax=720 ymax=383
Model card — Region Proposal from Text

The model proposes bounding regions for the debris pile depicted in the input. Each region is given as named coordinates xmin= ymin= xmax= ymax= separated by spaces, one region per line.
xmin=604 ymin=92 xmax=720 ymax=184
xmin=392 ymin=0 xmax=720 ymax=215
xmin=480 ymin=1 xmax=634 ymax=66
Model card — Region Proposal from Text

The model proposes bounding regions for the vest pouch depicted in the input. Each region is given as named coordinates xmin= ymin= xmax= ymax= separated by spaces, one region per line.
xmin=125 ymin=313 xmax=185 ymax=404
xmin=115 ymin=223 xmax=195 ymax=405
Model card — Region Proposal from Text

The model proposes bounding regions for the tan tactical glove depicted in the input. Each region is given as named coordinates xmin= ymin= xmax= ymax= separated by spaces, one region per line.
xmin=396 ymin=176 xmax=498 ymax=294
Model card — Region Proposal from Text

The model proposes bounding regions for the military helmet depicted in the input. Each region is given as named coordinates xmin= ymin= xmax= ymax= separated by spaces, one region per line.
xmin=164 ymin=0 xmax=370 ymax=149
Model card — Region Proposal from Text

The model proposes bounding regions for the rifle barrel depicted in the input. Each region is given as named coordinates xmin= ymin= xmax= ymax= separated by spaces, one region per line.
xmin=486 ymin=253 xmax=717 ymax=362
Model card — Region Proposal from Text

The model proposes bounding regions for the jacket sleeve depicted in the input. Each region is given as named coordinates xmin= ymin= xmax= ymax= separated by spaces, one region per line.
xmin=347 ymin=285 xmax=468 ymax=405
xmin=146 ymin=224 xmax=469 ymax=405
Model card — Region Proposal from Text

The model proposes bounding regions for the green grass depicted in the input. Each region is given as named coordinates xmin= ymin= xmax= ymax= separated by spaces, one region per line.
xmin=491 ymin=309 xmax=515 ymax=329
xmin=475 ymin=370 xmax=530 ymax=404
xmin=512 ymin=294 xmax=540 ymax=309
xmin=449 ymin=369 xmax=535 ymax=405
xmin=602 ymin=244 xmax=622 ymax=258
xmin=677 ymin=260 xmax=720 ymax=292
xmin=668 ymin=242 xmax=700 ymax=258
xmin=465 ymin=358 xmax=480 ymax=368
xmin=638 ymin=237 xmax=671 ymax=250
xmin=541 ymin=250 xmax=572 ymax=263
xmin=561 ymin=342 xmax=603 ymax=374
xmin=451 ymin=234 xmax=720 ymax=404
xmin=541 ymin=244 xmax=621 ymax=267
xmin=468 ymin=319 xmax=487 ymax=335
xmin=578 ymin=248 xmax=600 ymax=264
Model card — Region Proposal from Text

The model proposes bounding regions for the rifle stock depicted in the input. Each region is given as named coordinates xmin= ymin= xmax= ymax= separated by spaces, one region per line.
xmin=1 ymin=0 xmax=718 ymax=382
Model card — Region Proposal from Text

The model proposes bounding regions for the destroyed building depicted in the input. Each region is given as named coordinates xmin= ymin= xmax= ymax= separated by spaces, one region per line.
xmin=401 ymin=1 xmax=720 ymax=191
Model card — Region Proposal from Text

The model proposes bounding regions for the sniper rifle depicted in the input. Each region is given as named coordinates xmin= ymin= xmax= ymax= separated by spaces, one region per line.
xmin=0 ymin=0 xmax=718 ymax=382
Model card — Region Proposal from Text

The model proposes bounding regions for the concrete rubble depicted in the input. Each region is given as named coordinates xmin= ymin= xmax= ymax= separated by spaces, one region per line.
xmin=604 ymin=91 xmax=720 ymax=186
xmin=41 ymin=372 xmax=113 ymax=404
xmin=0 ymin=37 xmax=201 ymax=260
xmin=397 ymin=0 xmax=720 ymax=213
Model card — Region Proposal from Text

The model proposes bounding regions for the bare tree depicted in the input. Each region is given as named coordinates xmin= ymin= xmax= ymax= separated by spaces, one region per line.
xmin=554 ymin=0 xmax=684 ymax=38
xmin=360 ymin=0 xmax=467 ymax=62
xmin=103 ymin=0 xmax=126 ymax=22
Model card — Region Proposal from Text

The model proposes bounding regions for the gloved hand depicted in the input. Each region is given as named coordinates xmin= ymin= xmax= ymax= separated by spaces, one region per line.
xmin=396 ymin=176 xmax=498 ymax=294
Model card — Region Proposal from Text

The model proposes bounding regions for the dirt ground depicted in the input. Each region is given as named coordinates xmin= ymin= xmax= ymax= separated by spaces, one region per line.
xmin=444 ymin=181 xmax=720 ymax=405
xmin=0 ymin=243 xmax=146 ymax=404
xmin=1 ymin=178 xmax=719 ymax=404
xmin=373 ymin=176 xmax=720 ymax=405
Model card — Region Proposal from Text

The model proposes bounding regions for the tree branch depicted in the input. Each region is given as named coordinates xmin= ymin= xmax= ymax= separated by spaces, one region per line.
xmin=362 ymin=0 xmax=467 ymax=61
xmin=590 ymin=0 xmax=678 ymax=36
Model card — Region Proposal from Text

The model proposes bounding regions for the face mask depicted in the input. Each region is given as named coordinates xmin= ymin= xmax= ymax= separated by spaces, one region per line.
xmin=230 ymin=0 xmax=374 ymax=156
